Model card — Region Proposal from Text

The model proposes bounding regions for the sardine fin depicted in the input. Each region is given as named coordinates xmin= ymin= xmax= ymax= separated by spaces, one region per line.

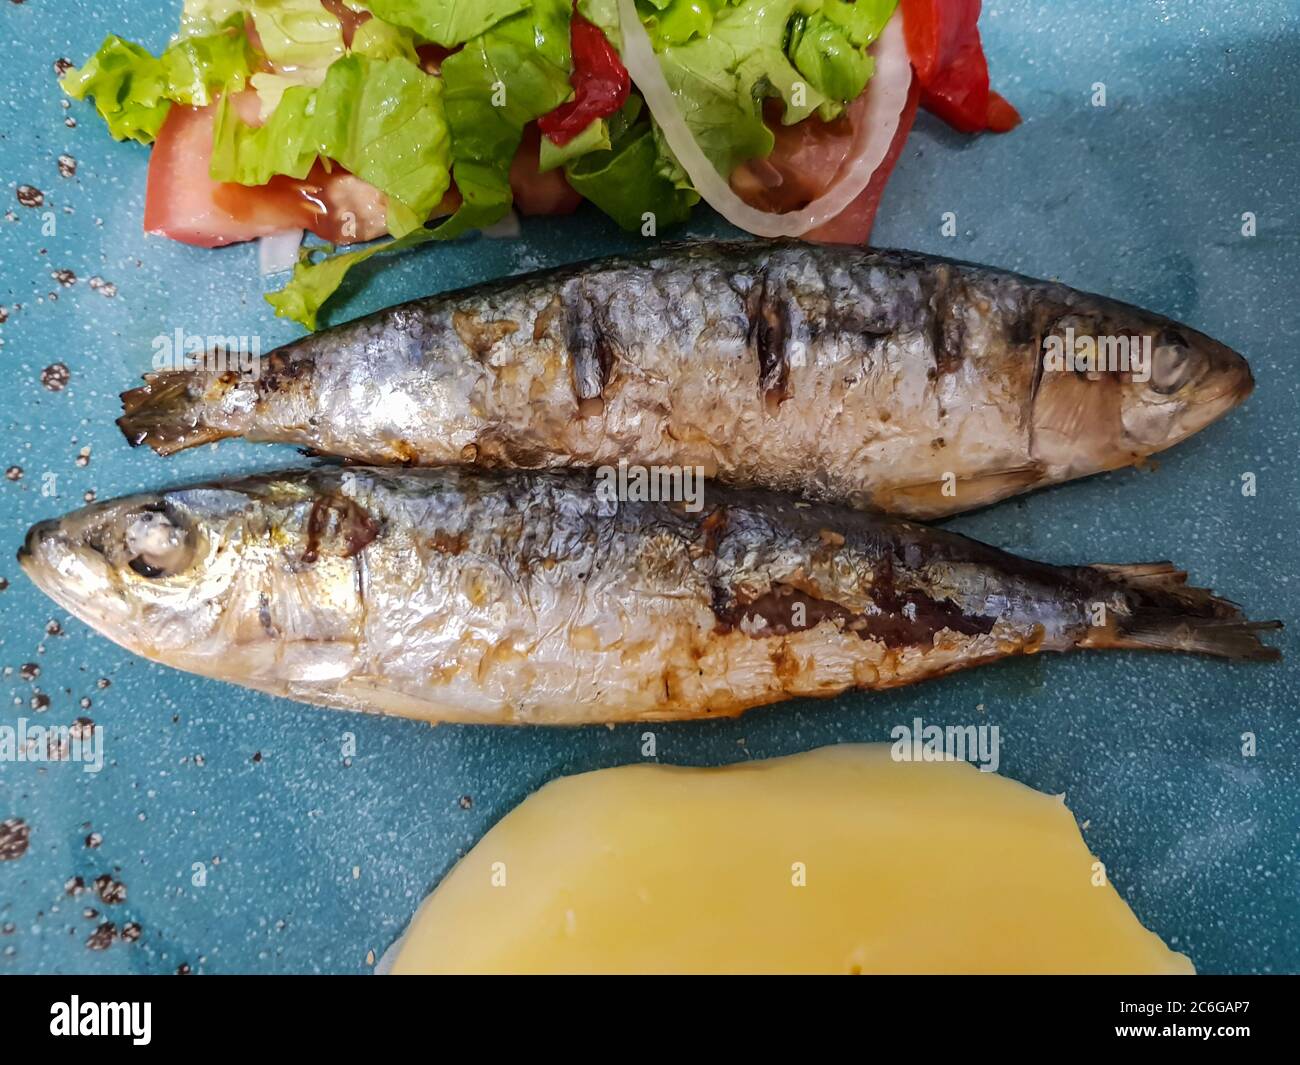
xmin=873 ymin=464 xmax=1045 ymax=519
xmin=1102 ymin=618 xmax=1283 ymax=661
xmin=118 ymin=372 xmax=231 ymax=456
xmin=1084 ymin=562 xmax=1282 ymax=661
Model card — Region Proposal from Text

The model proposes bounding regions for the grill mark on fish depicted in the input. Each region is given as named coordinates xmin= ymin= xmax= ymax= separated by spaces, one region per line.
xmin=388 ymin=440 xmax=420 ymax=466
xmin=481 ymin=436 xmax=552 ymax=468
xmin=354 ymin=542 xmax=368 ymax=617
xmin=258 ymin=593 xmax=277 ymax=638
xmin=564 ymin=278 xmax=621 ymax=403
xmin=821 ymin=311 xmax=893 ymax=352
xmin=301 ymin=494 xmax=381 ymax=565
xmin=258 ymin=351 xmax=314 ymax=394
xmin=452 ymin=311 xmax=519 ymax=360
xmin=695 ymin=507 xmax=729 ymax=557
xmin=746 ymin=272 xmax=791 ymax=410
xmin=428 ymin=530 xmax=467 ymax=554
xmin=1028 ymin=329 xmax=1048 ymax=425
xmin=817 ymin=262 xmax=900 ymax=348
xmin=713 ymin=580 xmax=997 ymax=648
xmin=712 ymin=583 xmax=849 ymax=638
xmin=532 ymin=295 xmax=562 ymax=341
xmin=1006 ymin=312 xmax=1037 ymax=348
xmin=927 ymin=265 xmax=966 ymax=376
xmin=870 ymin=552 xmax=998 ymax=643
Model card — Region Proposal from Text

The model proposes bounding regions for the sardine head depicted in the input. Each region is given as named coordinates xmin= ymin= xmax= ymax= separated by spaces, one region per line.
xmin=18 ymin=489 xmax=245 ymax=661
xmin=21 ymin=477 xmax=374 ymax=688
xmin=1116 ymin=324 xmax=1254 ymax=449
xmin=1031 ymin=310 xmax=1253 ymax=478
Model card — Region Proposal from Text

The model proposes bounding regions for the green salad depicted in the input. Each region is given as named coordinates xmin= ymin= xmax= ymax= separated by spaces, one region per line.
xmin=62 ymin=0 xmax=907 ymax=328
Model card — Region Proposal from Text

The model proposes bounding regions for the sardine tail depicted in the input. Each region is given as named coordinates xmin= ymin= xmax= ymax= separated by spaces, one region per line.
xmin=118 ymin=372 xmax=231 ymax=456
xmin=1084 ymin=562 xmax=1282 ymax=661
xmin=1107 ymin=618 xmax=1283 ymax=661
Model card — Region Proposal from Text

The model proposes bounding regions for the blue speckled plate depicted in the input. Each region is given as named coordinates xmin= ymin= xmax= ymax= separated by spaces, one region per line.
xmin=1 ymin=0 xmax=1296 ymax=974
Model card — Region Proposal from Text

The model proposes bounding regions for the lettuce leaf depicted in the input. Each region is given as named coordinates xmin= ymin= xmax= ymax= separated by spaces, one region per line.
xmin=244 ymin=8 xmax=420 ymax=120
xmin=179 ymin=0 xmax=247 ymax=37
xmin=210 ymin=82 xmax=319 ymax=185
xmin=61 ymin=38 xmax=173 ymax=144
xmin=61 ymin=19 xmax=253 ymax=143
xmin=248 ymin=68 xmax=326 ymax=121
xmin=538 ymin=117 xmax=610 ymax=173
xmin=248 ymin=0 xmax=345 ymax=70
xmin=788 ymin=0 xmax=896 ymax=118
xmin=564 ymin=98 xmax=697 ymax=232
xmin=654 ymin=0 xmax=827 ymax=177
xmin=266 ymin=227 xmax=436 ymax=330
xmin=313 ymin=55 xmax=451 ymax=236
xmin=265 ymin=2 xmax=573 ymax=327
xmin=349 ymin=16 xmax=421 ymax=62
xmin=577 ymin=0 xmax=621 ymax=47
xmin=431 ymin=0 xmax=574 ymax=239
xmin=162 ymin=21 xmax=257 ymax=103
xmin=360 ymin=0 xmax=531 ymax=46
xmin=637 ymin=0 xmax=724 ymax=47
xmin=814 ymin=0 xmax=898 ymax=47
xmin=211 ymin=54 xmax=450 ymax=238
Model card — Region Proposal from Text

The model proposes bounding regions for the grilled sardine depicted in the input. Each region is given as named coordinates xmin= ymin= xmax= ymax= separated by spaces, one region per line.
xmin=19 ymin=467 xmax=1278 ymax=724
xmin=118 ymin=241 xmax=1253 ymax=520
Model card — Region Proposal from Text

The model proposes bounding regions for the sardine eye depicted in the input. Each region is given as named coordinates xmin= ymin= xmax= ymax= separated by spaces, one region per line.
xmin=128 ymin=556 xmax=167 ymax=579
xmin=123 ymin=505 xmax=194 ymax=579
xmin=1150 ymin=331 xmax=1197 ymax=394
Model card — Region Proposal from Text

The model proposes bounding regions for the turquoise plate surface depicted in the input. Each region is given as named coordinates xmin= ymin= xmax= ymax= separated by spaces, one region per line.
xmin=1 ymin=0 xmax=1296 ymax=973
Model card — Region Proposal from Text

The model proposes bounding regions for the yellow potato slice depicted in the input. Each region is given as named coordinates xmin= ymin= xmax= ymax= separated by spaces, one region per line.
xmin=388 ymin=745 xmax=1193 ymax=975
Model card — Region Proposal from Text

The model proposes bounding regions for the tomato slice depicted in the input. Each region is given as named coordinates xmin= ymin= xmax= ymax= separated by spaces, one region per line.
xmin=146 ymin=101 xmax=578 ymax=248
xmin=146 ymin=95 xmax=405 ymax=248
xmin=215 ymin=162 xmax=397 ymax=245
xmin=727 ymin=73 xmax=920 ymax=247
xmin=804 ymin=77 xmax=921 ymax=245
xmin=145 ymin=102 xmax=312 ymax=247
xmin=510 ymin=125 xmax=583 ymax=216
xmin=730 ymin=101 xmax=856 ymax=215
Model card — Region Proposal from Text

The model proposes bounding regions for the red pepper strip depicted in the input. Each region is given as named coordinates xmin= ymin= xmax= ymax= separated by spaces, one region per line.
xmin=538 ymin=10 xmax=631 ymax=147
xmin=984 ymin=91 xmax=1020 ymax=134
xmin=900 ymin=0 xmax=1019 ymax=134
xmin=901 ymin=0 xmax=980 ymax=84
xmin=916 ymin=34 xmax=990 ymax=134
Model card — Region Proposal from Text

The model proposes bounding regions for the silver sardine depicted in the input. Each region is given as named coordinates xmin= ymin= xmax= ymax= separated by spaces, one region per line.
xmin=118 ymin=241 xmax=1253 ymax=520
xmin=19 ymin=467 xmax=1279 ymax=724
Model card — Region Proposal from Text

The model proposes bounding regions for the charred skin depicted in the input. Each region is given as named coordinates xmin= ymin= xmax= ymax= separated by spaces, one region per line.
xmin=117 ymin=241 xmax=1254 ymax=521
xmin=19 ymin=468 xmax=1279 ymax=725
